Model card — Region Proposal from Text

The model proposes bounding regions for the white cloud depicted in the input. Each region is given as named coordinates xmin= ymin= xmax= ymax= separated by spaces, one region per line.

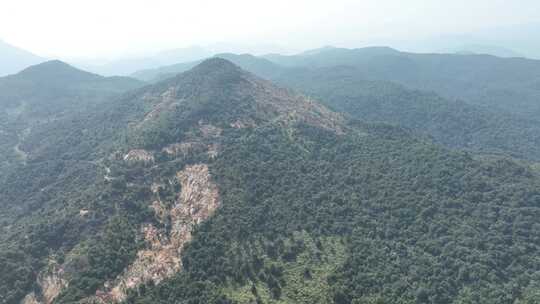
xmin=0 ymin=0 xmax=539 ymax=58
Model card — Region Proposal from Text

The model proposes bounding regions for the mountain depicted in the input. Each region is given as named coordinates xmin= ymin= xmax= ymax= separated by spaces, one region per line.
xmin=3 ymin=59 xmax=540 ymax=304
xmin=131 ymin=59 xmax=201 ymax=82
xmin=262 ymin=47 xmax=540 ymax=118
xmin=444 ymin=44 xmax=524 ymax=58
xmin=88 ymin=43 xmax=293 ymax=77
xmin=0 ymin=40 xmax=45 ymax=76
xmin=132 ymin=53 xmax=540 ymax=162
xmin=0 ymin=60 xmax=145 ymax=108
xmin=0 ymin=60 xmax=145 ymax=174
xmin=442 ymin=23 xmax=540 ymax=59
xmin=131 ymin=53 xmax=283 ymax=82
xmin=267 ymin=65 xmax=540 ymax=162
xmin=262 ymin=46 xmax=401 ymax=68
xmin=472 ymin=23 xmax=540 ymax=59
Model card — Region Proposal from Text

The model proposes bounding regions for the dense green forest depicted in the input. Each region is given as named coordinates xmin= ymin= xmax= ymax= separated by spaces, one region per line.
xmin=133 ymin=52 xmax=540 ymax=162
xmin=2 ymin=58 xmax=540 ymax=304
xmin=268 ymin=66 xmax=540 ymax=162
xmin=134 ymin=46 xmax=540 ymax=120
xmin=0 ymin=60 xmax=144 ymax=175
xmin=128 ymin=121 xmax=540 ymax=304
xmin=262 ymin=47 xmax=540 ymax=119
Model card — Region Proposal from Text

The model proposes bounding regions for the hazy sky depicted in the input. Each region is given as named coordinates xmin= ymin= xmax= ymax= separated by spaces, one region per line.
xmin=1 ymin=0 xmax=539 ymax=59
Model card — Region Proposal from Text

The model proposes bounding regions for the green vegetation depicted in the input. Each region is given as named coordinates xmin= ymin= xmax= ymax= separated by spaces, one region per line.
xmin=2 ymin=58 xmax=540 ymax=304
xmin=270 ymin=66 xmax=540 ymax=161
xmin=55 ymin=216 xmax=142 ymax=303
xmin=263 ymin=47 xmax=540 ymax=118
xmin=133 ymin=52 xmax=540 ymax=161
xmin=223 ymin=233 xmax=347 ymax=304
xmin=124 ymin=120 xmax=540 ymax=304
xmin=0 ymin=61 xmax=145 ymax=304
xmin=0 ymin=60 xmax=144 ymax=176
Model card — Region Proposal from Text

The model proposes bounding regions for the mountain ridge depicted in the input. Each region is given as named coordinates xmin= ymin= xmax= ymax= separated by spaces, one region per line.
xmin=0 ymin=59 xmax=145 ymax=175
xmin=3 ymin=57 xmax=540 ymax=304
xmin=130 ymin=52 xmax=540 ymax=162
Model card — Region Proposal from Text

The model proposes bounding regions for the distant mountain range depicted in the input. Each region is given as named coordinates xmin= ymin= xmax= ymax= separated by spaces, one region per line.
xmin=0 ymin=40 xmax=46 ymax=76
xmin=130 ymin=48 xmax=540 ymax=162
xmin=261 ymin=47 xmax=540 ymax=117
xmin=3 ymin=34 xmax=539 ymax=78
xmin=72 ymin=43 xmax=291 ymax=76
xmin=378 ymin=23 xmax=540 ymax=60
xmin=139 ymin=46 xmax=540 ymax=117
xmin=441 ymin=44 xmax=524 ymax=58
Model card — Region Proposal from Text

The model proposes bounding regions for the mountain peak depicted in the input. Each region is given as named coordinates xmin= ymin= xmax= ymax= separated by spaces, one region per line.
xmin=20 ymin=59 xmax=88 ymax=73
xmin=15 ymin=60 xmax=102 ymax=83
xmin=130 ymin=57 xmax=345 ymax=146
xmin=188 ymin=57 xmax=242 ymax=74
xmin=162 ymin=57 xmax=247 ymax=89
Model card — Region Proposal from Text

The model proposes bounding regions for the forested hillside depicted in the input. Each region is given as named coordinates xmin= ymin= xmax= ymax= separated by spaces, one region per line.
xmin=0 ymin=60 xmax=144 ymax=174
xmin=2 ymin=59 xmax=540 ymax=304
xmin=268 ymin=65 xmax=540 ymax=161
xmin=133 ymin=53 xmax=540 ymax=162
xmin=263 ymin=47 xmax=540 ymax=118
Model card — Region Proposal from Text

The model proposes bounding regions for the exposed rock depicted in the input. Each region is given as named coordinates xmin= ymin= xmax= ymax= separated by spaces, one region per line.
xmin=198 ymin=121 xmax=222 ymax=138
xmin=150 ymin=200 xmax=168 ymax=223
xmin=230 ymin=118 xmax=256 ymax=129
xmin=243 ymin=75 xmax=345 ymax=134
xmin=150 ymin=183 xmax=164 ymax=195
xmin=163 ymin=141 xmax=219 ymax=160
xmin=123 ymin=149 xmax=154 ymax=164
xmin=162 ymin=142 xmax=204 ymax=157
xmin=103 ymin=225 xmax=181 ymax=303
xmin=21 ymin=293 xmax=39 ymax=304
xmin=140 ymin=87 xmax=179 ymax=125
xmin=22 ymin=258 xmax=68 ymax=304
xmin=207 ymin=143 xmax=220 ymax=159
xmin=173 ymin=164 xmax=221 ymax=229
xmin=103 ymin=166 xmax=114 ymax=181
xmin=39 ymin=266 xmax=68 ymax=304
xmin=91 ymin=164 xmax=221 ymax=303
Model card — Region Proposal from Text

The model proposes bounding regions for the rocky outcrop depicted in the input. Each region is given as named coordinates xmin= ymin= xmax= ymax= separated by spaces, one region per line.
xmin=230 ymin=118 xmax=256 ymax=129
xmin=21 ymin=293 xmax=40 ymax=304
xmin=92 ymin=164 xmax=221 ymax=303
xmin=162 ymin=142 xmax=204 ymax=157
xmin=173 ymin=164 xmax=221 ymax=227
xmin=242 ymin=74 xmax=345 ymax=134
xmin=198 ymin=121 xmax=223 ymax=138
xmin=101 ymin=225 xmax=181 ymax=303
xmin=163 ymin=141 xmax=219 ymax=160
xmin=123 ymin=149 xmax=154 ymax=164
xmin=140 ymin=87 xmax=180 ymax=125
xmin=207 ymin=143 xmax=220 ymax=159
xmin=21 ymin=258 xmax=68 ymax=304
